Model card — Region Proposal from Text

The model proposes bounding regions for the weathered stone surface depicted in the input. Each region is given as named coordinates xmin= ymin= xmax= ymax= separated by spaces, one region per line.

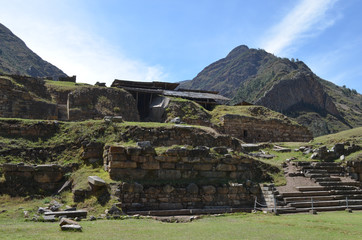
xmin=108 ymin=205 xmax=122 ymax=215
xmin=61 ymin=224 xmax=82 ymax=231
xmin=44 ymin=210 xmax=87 ymax=218
xmin=59 ymin=218 xmax=80 ymax=226
xmin=141 ymin=162 xmax=160 ymax=170
xmin=202 ymin=185 xmax=216 ymax=194
xmin=158 ymin=170 xmax=181 ymax=180
xmin=88 ymin=176 xmax=106 ymax=187
xmin=137 ymin=141 xmax=152 ymax=148
xmin=186 ymin=183 xmax=199 ymax=194
xmin=216 ymin=164 xmax=236 ymax=171
xmin=34 ymin=171 xmax=63 ymax=183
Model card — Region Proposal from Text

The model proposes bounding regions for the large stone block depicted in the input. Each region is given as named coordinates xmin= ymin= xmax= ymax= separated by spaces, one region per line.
xmin=202 ymin=185 xmax=216 ymax=194
xmin=216 ymin=164 xmax=236 ymax=171
xmin=193 ymin=164 xmax=213 ymax=171
xmin=158 ymin=170 xmax=181 ymax=180
xmin=34 ymin=171 xmax=63 ymax=183
xmin=200 ymin=171 xmax=227 ymax=178
xmin=88 ymin=176 xmax=106 ymax=186
xmin=141 ymin=162 xmax=160 ymax=170
xmin=109 ymin=161 xmax=137 ymax=169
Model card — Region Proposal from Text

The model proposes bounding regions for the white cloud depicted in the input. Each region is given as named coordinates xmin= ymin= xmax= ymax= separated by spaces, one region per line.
xmin=261 ymin=0 xmax=339 ymax=55
xmin=0 ymin=0 xmax=167 ymax=86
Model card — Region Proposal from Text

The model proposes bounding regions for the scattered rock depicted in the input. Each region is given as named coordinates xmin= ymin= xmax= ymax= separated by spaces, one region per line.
xmin=108 ymin=205 xmax=122 ymax=216
xmin=23 ymin=211 xmax=29 ymax=218
xmin=89 ymin=215 xmax=96 ymax=221
xmin=59 ymin=218 xmax=79 ymax=226
xmin=42 ymin=215 xmax=56 ymax=222
xmin=88 ymin=176 xmax=106 ymax=187
xmin=49 ymin=200 xmax=62 ymax=212
xmin=170 ymin=117 xmax=181 ymax=124
xmin=60 ymin=224 xmax=82 ymax=231
xmin=136 ymin=141 xmax=152 ymax=148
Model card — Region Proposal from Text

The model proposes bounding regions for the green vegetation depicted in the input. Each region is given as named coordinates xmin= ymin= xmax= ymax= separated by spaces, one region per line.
xmin=312 ymin=126 xmax=362 ymax=146
xmin=44 ymin=80 xmax=92 ymax=91
xmin=210 ymin=105 xmax=297 ymax=126
xmin=0 ymin=207 xmax=361 ymax=240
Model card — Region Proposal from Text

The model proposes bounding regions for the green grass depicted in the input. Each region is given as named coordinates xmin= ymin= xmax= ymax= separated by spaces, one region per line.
xmin=210 ymin=105 xmax=298 ymax=126
xmin=0 ymin=211 xmax=361 ymax=240
xmin=312 ymin=126 xmax=362 ymax=146
xmin=44 ymin=80 xmax=91 ymax=90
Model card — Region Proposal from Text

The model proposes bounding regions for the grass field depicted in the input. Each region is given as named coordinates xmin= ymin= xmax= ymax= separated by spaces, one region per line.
xmin=0 ymin=211 xmax=361 ymax=240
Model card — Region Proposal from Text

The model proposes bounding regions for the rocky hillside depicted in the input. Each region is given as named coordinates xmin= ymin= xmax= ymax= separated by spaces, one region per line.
xmin=181 ymin=45 xmax=362 ymax=136
xmin=0 ymin=23 xmax=67 ymax=79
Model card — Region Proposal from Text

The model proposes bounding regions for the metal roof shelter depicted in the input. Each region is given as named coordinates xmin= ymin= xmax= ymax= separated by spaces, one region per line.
xmin=111 ymin=79 xmax=230 ymax=119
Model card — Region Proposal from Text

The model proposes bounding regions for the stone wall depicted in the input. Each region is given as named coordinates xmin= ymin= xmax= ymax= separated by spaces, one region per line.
xmin=104 ymin=145 xmax=276 ymax=183
xmin=67 ymin=87 xmax=139 ymax=121
xmin=0 ymin=119 xmax=59 ymax=139
xmin=346 ymin=161 xmax=362 ymax=181
xmin=0 ymin=163 xmax=78 ymax=195
xmin=221 ymin=114 xmax=312 ymax=143
xmin=0 ymin=77 xmax=58 ymax=120
xmin=114 ymin=182 xmax=260 ymax=211
xmin=121 ymin=126 xmax=241 ymax=150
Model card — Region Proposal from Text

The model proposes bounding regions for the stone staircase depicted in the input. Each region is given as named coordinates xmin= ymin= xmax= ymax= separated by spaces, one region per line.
xmin=273 ymin=162 xmax=362 ymax=214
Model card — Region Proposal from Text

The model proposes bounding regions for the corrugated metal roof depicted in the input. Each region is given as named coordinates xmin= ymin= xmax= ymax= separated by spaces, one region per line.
xmin=163 ymin=90 xmax=230 ymax=101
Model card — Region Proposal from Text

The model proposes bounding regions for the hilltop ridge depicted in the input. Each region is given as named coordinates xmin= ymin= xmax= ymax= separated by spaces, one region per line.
xmin=0 ymin=23 xmax=67 ymax=79
xmin=181 ymin=45 xmax=362 ymax=136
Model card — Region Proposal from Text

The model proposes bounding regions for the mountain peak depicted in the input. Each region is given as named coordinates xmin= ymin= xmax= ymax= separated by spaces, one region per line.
xmin=179 ymin=44 xmax=362 ymax=136
xmin=0 ymin=23 xmax=67 ymax=79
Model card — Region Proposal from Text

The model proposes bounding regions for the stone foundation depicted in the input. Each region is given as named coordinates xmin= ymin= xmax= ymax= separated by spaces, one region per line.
xmin=115 ymin=182 xmax=260 ymax=211
xmin=104 ymin=145 xmax=276 ymax=183
xmin=120 ymin=126 xmax=241 ymax=150
xmin=0 ymin=163 xmax=78 ymax=195
xmin=221 ymin=114 xmax=312 ymax=143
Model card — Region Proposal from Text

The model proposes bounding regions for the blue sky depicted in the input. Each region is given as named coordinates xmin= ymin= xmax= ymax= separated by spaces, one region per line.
xmin=1 ymin=0 xmax=361 ymax=93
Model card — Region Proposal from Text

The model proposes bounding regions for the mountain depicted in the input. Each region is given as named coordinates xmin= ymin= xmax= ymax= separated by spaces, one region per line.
xmin=0 ymin=23 xmax=67 ymax=79
xmin=180 ymin=45 xmax=362 ymax=136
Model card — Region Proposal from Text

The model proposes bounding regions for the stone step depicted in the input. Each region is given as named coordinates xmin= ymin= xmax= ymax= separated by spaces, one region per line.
xmin=303 ymin=169 xmax=328 ymax=174
xmin=330 ymin=189 xmax=362 ymax=195
xmin=318 ymin=181 xmax=360 ymax=187
xmin=126 ymin=207 xmax=253 ymax=216
xmin=312 ymin=162 xmax=341 ymax=167
xmin=278 ymin=205 xmax=362 ymax=213
xmin=305 ymin=173 xmax=330 ymax=178
xmin=288 ymin=199 xmax=362 ymax=208
xmin=283 ymin=194 xmax=362 ymax=203
xmin=283 ymin=196 xmax=336 ymax=203
xmin=279 ymin=191 xmax=330 ymax=198
xmin=295 ymin=186 xmax=326 ymax=191
xmin=314 ymin=177 xmax=341 ymax=182
xmin=323 ymin=185 xmax=358 ymax=191
xmin=303 ymin=166 xmax=344 ymax=173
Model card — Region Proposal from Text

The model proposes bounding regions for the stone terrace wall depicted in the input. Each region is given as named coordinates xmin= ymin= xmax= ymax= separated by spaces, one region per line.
xmin=104 ymin=145 xmax=275 ymax=182
xmin=0 ymin=77 xmax=58 ymax=120
xmin=67 ymin=87 xmax=140 ymax=121
xmin=0 ymin=120 xmax=59 ymax=139
xmin=121 ymin=126 xmax=241 ymax=150
xmin=116 ymin=182 xmax=260 ymax=211
xmin=0 ymin=163 xmax=78 ymax=195
xmin=346 ymin=161 xmax=362 ymax=181
xmin=221 ymin=114 xmax=312 ymax=143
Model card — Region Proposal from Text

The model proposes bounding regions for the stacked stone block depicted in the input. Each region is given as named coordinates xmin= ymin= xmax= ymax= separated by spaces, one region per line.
xmin=221 ymin=114 xmax=312 ymax=143
xmin=104 ymin=145 xmax=272 ymax=183
xmin=118 ymin=182 xmax=260 ymax=211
